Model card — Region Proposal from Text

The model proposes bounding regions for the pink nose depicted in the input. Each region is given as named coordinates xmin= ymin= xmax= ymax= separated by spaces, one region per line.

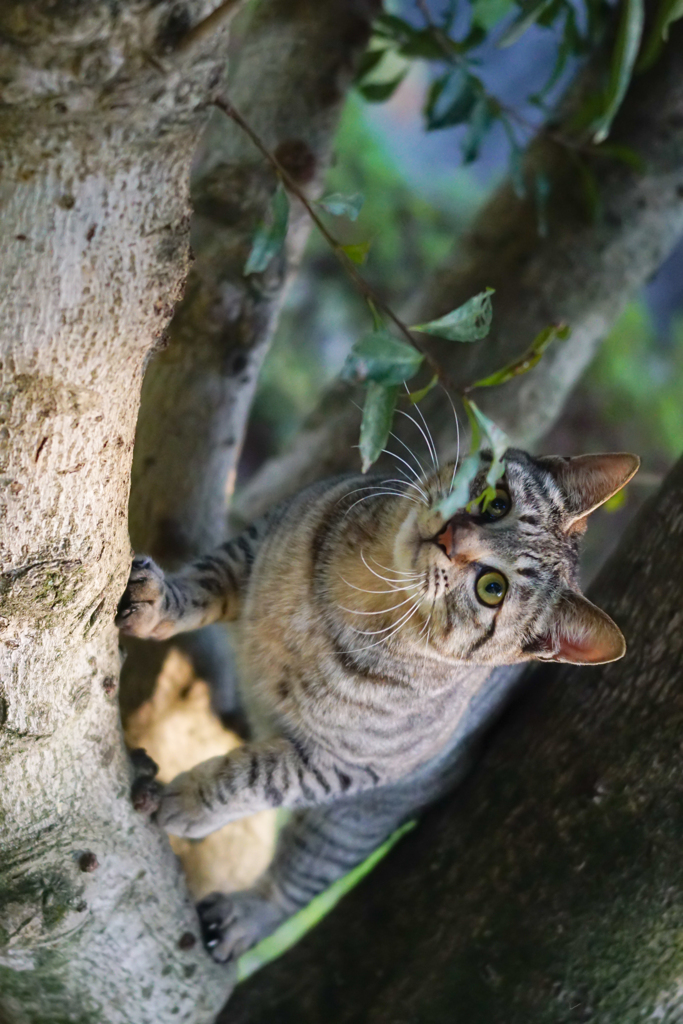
xmin=436 ymin=516 xmax=476 ymax=559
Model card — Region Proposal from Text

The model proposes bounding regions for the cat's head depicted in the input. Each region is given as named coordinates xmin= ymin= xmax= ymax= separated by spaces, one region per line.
xmin=393 ymin=449 xmax=639 ymax=666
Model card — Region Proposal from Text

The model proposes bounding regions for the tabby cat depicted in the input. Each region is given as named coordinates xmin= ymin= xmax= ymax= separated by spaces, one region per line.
xmin=116 ymin=447 xmax=638 ymax=962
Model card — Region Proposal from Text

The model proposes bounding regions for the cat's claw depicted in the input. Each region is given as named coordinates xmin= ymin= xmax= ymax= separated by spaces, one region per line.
xmin=115 ymin=555 xmax=172 ymax=639
xmin=197 ymin=891 xmax=282 ymax=964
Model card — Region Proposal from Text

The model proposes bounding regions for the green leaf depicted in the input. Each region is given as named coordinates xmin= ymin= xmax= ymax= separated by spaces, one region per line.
xmin=341 ymin=240 xmax=372 ymax=265
xmin=374 ymin=13 xmax=418 ymax=43
xmin=411 ymin=288 xmax=494 ymax=342
xmin=471 ymin=0 xmax=515 ymax=31
xmin=358 ymin=71 xmax=407 ymax=103
xmin=408 ymin=375 xmax=439 ymax=404
xmin=603 ymin=488 xmax=627 ymax=512
xmin=637 ymin=0 xmax=683 ymax=71
xmin=501 ymin=119 xmax=526 ymax=197
xmin=426 ymin=72 xmax=478 ymax=131
xmin=462 ymin=97 xmax=497 ymax=164
xmin=590 ymin=0 xmax=645 ymax=143
xmin=592 ymin=142 xmax=646 ymax=173
xmin=360 ymin=383 xmax=398 ymax=473
xmin=434 ymin=454 xmax=481 ymax=520
xmin=342 ymin=330 xmax=424 ymax=387
xmin=471 ymin=319 xmax=573 ymax=387
xmin=317 ymin=192 xmax=365 ymax=221
xmin=498 ymin=0 xmax=556 ymax=48
xmin=471 ymin=322 xmax=570 ymax=388
xmin=244 ymin=183 xmax=289 ymax=276
xmin=464 ymin=398 xmax=510 ymax=502
xmin=355 ymin=47 xmax=389 ymax=83
xmin=534 ymin=170 xmax=551 ymax=238
xmin=399 ymin=28 xmax=450 ymax=59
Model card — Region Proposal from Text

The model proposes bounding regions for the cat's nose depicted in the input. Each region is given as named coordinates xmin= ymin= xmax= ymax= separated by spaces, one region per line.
xmin=436 ymin=515 xmax=478 ymax=559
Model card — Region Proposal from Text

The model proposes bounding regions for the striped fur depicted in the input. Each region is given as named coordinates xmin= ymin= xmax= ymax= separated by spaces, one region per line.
xmin=116 ymin=447 xmax=637 ymax=961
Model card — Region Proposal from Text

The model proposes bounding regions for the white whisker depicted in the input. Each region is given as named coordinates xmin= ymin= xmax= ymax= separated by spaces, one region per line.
xmin=441 ymin=387 xmax=461 ymax=494
xmin=342 ymin=600 xmax=422 ymax=652
xmin=361 ymin=550 xmax=422 ymax=587
xmin=337 ymin=591 xmax=418 ymax=616
xmin=397 ymin=409 xmax=439 ymax=476
xmin=348 ymin=597 xmax=422 ymax=636
xmin=340 ymin=576 xmax=424 ymax=595
xmin=379 ymin=474 xmax=429 ymax=503
xmin=344 ymin=491 xmax=419 ymax=518
xmin=388 ymin=431 xmax=430 ymax=480
xmin=369 ymin=554 xmax=422 ymax=578
xmin=380 ymin=448 xmax=429 ymax=492
xmin=406 ymin=385 xmax=440 ymax=475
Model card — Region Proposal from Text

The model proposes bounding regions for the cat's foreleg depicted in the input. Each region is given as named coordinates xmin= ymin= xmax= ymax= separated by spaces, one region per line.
xmin=155 ymin=738 xmax=378 ymax=839
xmin=115 ymin=527 xmax=261 ymax=638
xmin=196 ymin=790 xmax=416 ymax=963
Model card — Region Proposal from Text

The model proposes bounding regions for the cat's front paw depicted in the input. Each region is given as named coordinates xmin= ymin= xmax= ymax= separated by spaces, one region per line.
xmin=156 ymin=758 xmax=225 ymax=839
xmin=197 ymin=891 xmax=283 ymax=964
xmin=116 ymin=556 xmax=172 ymax=639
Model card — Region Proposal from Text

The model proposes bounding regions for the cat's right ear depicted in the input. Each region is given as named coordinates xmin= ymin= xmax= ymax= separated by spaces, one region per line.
xmin=539 ymin=453 xmax=640 ymax=527
xmin=527 ymin=590 xmax=626 ymax=665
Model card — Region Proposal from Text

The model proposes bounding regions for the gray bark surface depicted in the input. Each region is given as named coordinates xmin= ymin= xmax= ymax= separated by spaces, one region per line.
xmin=236 ymin=25 xmax=683 ymax=525
xmin=224 ymin=452 xmax=683 ymax=1024
xmin=0 ymin=3 xmax=240 ymax=1021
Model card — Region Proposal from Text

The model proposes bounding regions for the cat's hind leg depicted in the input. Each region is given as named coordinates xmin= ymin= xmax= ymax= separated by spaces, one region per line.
xmin=197 ymin=783 xmax=423 ymax=963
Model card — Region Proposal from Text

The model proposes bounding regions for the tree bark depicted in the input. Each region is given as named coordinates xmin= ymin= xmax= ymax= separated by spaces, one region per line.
xmin=0 ymin=4 xmax=241 ymax=1021
xmin=235 ymin=23 xmax=683 ymax=525
xmin=121 ymin=0 xmax=378 ymax=717
xmin=223 ymin=452 xmax=683 ymax=1024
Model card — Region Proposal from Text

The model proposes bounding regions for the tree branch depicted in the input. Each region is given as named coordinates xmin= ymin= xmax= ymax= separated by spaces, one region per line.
xmin=122 ymin=0 xmax=379 ymax=716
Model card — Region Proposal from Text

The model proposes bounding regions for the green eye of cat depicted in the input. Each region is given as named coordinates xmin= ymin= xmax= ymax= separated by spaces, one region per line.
xmin=481 ymin=488 xmax=511 ymax=522
xmin=476 ymin=570 xmax=508 ymax=607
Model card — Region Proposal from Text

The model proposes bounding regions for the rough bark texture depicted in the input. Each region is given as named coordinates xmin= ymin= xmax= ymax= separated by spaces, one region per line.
xmin=0 ymin=4 xmax=241 ymax=1021
xmin=121 ymin=0 xmax=378 ymax=717
xmin=235 ymin=23 xmax=683 ymax=525
xmin=224 ymin=452 xmax=683 ymax=1024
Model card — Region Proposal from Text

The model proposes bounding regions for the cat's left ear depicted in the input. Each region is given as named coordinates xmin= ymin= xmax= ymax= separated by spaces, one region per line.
xmin=539 ymin=453 xmax=640 ymax=527
xmin=531 ymin=591 xmax=626 ymax=665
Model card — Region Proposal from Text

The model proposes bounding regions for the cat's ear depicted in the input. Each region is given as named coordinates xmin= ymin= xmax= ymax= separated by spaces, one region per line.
xmin=530 ymin=591 xmax=625 ymax=665
xmin=539 ymin=453 xmax=639 ymax=526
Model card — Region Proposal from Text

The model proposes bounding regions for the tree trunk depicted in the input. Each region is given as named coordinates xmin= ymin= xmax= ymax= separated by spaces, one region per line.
xmin=121 ymin=0 xmax=377 ymax=717
xmin=223 ymin=454 xmax=683 ymax=1024
xmin=0 ymin=4 xmax=241 ymax=1021
xmin=236 ymin=23 xmax=683 ymax=525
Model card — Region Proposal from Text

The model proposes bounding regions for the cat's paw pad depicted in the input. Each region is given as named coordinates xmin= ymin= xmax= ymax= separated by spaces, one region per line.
xmin=197 ymin=892 xmax=274 ymax=964
xmin=115 ymin=556 xmax=171 ymax=638
xmin=156 ymin=767 xmax=218 ymax=839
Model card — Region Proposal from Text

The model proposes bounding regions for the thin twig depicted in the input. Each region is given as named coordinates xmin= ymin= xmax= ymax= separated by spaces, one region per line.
xmin=212 ymin=96 xmax=453 ymax=390
xmin=174 ymin=0 xmax=242 ymax=53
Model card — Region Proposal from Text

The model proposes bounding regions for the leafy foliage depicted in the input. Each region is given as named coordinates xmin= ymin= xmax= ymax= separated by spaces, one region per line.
xmin=244 ymin=183 xmax=289 ymax=275
xmin=342 ymin=330 xmax=424 ymax=387
xmin=360 ymin=382 xmax=399 ymax=472
xmin=317 ymin=192 xmax=365 ymax=221
xmin=471 ymin=321 xmax=569 ymax=387
xmin=412 ymin=288 xmax=494 ymax=341
xmin=351 ymin=0 xmax=656 ymax=225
